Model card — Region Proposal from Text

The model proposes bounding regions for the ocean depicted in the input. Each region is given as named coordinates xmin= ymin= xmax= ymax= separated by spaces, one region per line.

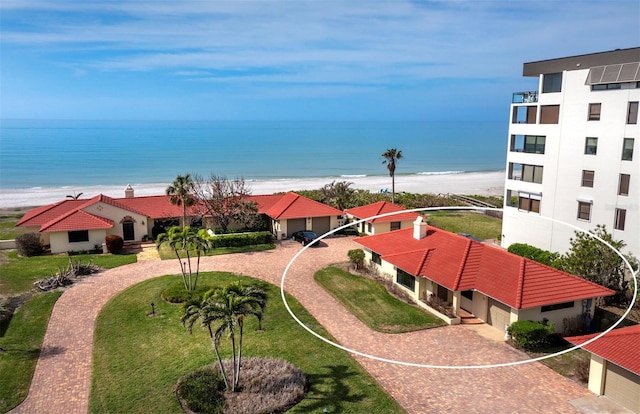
xmin=0 ymin=119 xmax=507 ymax=190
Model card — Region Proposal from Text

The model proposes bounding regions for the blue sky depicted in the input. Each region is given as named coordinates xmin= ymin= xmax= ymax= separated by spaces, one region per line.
xmin=1 ymin=1 xmax=638 ymax=121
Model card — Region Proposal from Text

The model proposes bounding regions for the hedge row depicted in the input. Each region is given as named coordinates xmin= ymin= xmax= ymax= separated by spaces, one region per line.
xmin=210 ymin=231 xmax=273 ymax=249
xmin=508 ymin=320 xmax=555 ymax=350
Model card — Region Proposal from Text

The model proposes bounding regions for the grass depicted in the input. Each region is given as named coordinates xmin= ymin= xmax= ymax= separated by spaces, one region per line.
xmin=314 ymin=266 xmax=445 ymax=333
xmin=0 ymin=291 xmax=63 ymax=412
xmin=0 ymin=219 xmax=24 ymax=241
xmin=0 ymin=251 xmax=137 ymax=296
xmin=157 ymin=243 xmax=276 ymax=260
xmin=427 ymin=210 xmax=502 ymax=240
xmin=90 ymin=272 xmax=405 ymax=413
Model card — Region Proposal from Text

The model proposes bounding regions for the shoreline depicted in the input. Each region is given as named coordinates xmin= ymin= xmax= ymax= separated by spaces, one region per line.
xmin=0 ymin=171 xmax=505 ymax=210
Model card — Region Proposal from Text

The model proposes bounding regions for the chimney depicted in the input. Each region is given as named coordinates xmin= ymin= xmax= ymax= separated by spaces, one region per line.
xmin=413 ymin=216 xmax=427 ymax=240
xmin=124 ymin=184 xmax=134 ymax=198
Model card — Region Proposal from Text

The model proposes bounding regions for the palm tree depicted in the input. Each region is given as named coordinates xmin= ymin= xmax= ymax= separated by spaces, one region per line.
xmin=156 ymin=226 xmax=211 ymax=291
xmin=381 ymin=148 xmax=403 ymax=203
xmin=166 ymin=174 xmax=195 ymax=228
xmin=181 ymin=283 xmax=264 ymax=392
xmin=66 ymin=192 xmax=83 ymax=200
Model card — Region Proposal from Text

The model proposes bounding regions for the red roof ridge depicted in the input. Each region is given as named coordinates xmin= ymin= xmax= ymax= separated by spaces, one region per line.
xmin=453 ymin=239 xmax=473 ymax=290
xmin=569 ymin=324 xmax=640 ymax=344
xmin=81 ymin=194 xmax=147 ymax=216
xmin=266 ymin=192 xmax=300 ymax=219
xmin=515 ymin=257 xmax=526 ymax=309
xmin=40 ymin=209 xmax=114 ymax=232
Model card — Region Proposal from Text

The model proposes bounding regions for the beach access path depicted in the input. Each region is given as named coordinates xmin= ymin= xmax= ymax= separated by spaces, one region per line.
xmin=10 ymin=237 xmax=591 ymax=414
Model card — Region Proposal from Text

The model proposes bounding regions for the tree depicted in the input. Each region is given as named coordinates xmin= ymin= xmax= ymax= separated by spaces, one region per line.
xmin=561 ymin=225 xmax=638 ymax=305
xmin=320 ymin=180 xmax=356 ymax=210
xmin=191 ymin=174 xmax=257 ymax=233
xmin=166 ymin=174 xmax=196 ymax=228
xmin=156 ymin=226 xmax=211 ymax=291
xmin=381 ymin=148 xmax=403 ymax=203
xmin=66 ymin=192 xmax=83 ymax=200
xmin=181 ymin=282 xmax=264 ymax=392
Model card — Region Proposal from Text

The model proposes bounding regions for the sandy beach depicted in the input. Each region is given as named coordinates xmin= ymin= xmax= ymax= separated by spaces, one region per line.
xmin=0 ymin=171 xmax=505 ymax=209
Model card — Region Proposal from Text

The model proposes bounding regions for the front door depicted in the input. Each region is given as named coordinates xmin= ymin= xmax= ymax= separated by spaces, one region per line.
xmin=123 ymin=221 xmax=135 ymax=241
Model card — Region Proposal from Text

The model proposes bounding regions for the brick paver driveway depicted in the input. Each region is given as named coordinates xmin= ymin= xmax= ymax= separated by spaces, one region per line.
xmin=10 ymin=238 xmax=589 ymax=414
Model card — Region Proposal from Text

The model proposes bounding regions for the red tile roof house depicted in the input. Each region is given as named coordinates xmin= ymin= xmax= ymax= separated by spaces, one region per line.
xmin=16 ymin=187 xmax=344 ymax=254
xmin=355 ymin=217 xmax=615 ymax=331
xmin=567 ymin=325 xmax=640 ymax=413
xmin=345 ymin=201 xmax=421 ymax=235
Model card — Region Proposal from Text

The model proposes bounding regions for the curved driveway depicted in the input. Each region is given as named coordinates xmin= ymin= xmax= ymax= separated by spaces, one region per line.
xmin=11 ymin=238 xmax=589 ymax=414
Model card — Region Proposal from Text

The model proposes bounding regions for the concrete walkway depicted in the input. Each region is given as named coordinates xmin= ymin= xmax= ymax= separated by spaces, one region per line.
xmin=10 ymin=238 xmax=593 ymax=414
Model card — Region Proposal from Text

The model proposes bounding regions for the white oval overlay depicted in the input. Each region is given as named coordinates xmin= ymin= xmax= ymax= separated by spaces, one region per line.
xmin=280 ymin=206 xmax=638 ymax=369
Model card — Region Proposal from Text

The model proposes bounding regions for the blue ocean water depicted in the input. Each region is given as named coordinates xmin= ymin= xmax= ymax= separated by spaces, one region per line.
xmin=0 ymin=119 xmax=507 ymax=189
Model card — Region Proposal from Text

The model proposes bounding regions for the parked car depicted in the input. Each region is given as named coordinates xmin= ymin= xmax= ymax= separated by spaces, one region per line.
xmin=292 ymin=230 xmax=319 ymax=246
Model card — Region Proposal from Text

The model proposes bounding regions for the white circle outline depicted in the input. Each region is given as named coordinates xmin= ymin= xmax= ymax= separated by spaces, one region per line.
xmin=280 ymin=206 xmax=638 ymax=369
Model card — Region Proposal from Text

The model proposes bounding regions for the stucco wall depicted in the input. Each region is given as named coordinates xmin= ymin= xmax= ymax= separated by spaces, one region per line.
xmin=83 ymin=202 xmax=147 ymax=241
xmin=515 ymin=299 xmax=589 ymax=333
xmin=49 ymin=229 xmax=107 ymax=254
xmin=588 ymin=354 xmax=605 ymax=395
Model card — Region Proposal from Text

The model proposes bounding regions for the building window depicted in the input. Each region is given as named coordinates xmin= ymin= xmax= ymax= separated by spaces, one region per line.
xmin=619 ymin=174 xmax=630 ymax=196
xmin=614 ymin=209 xmax=627 ymax=230
xmin=592 ymin=83 xmax=622 ymax=91
xmin=68 ymin=230 xmax=89 ymax=243
xmin=541 ymin=301 xmax=574 ymax=313
xmin=628 ymin=102 xmax=638 ymax=124
xmin=461 ymin=290 xmax=473 ymax=300
xmin=585 ymin=137 xmax=598 ymax=155
xmin=577 ymin=201 xmax=592 ymax=221
xmin=390 ymin=221 xmax=401 ymax=231
xmin=622 ymin=138 xmax=634 ymax=161
xmin=396 ymin=269 xmax=415 ymax=291
xmin=588 ymin=103 xmax=601 ymax=121
xmin=542 ymin=73 xmax=562 ymax=93
xmin=372 ymin=251 xmax=381 ymax=265
xmin=367 ymin=223 xmax=372 ymax=233
xmin=509 ymin=163 xmax=543 ymax=184
xmin=524 ymin=135 xmax=546 ymax=154
xmin=540 ymin=105 xmax=560 ymax=124
xmin=581 ymin=170 xmax=595 ymax=188
xmin=511 ymin=106 xmax=537 ymax=124
xmin=518 ymin=195 xmax=541 ymax=213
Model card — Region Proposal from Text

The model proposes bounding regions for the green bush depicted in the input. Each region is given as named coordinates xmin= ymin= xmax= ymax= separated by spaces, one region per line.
xmin=507 ymin=243 xmax=562 ymax=268
xmin=508 ymin=320 xmax=555 ymax=350
xmin=348 ymin=249 xmax=365 ymax=269
xmin=15 ymin=232 xmax=44 ymax=257
xmin=105 ymin=235 xmax=124 ymax=254
xmin=210 ymin=231 xmax=273 ymax=249
xmin=176 ymin=366 xmax=225 ymax=413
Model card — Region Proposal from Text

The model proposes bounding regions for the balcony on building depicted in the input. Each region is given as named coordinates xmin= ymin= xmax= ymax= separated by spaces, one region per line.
xmin=512 ymin=91 xmax=538 ymax=104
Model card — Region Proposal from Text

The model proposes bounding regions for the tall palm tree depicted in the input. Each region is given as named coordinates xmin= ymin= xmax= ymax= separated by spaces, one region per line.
xmin=166 ymin=174 xmax=195 ymax=228
xmin=381 ymin=148 xmax=403 ymax=203
xmin=156 ymin=226 xmax=211 ymax=291
xmin=181 ymin=284 xmax=263 ymax=392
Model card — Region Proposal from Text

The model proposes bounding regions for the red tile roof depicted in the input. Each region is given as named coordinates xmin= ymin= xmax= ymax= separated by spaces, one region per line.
xmin=40 ymin=210 xmax=113 ymax=232
xmin=117 ymin=195 xmax=187 ymax=219
xmin=566 ymin=325 xmax=640 ymax=375
xmin=355 ymin=226 xmax=614 ymax=309
xmin=16 ymin=200 xmax=86 ymax=227
xmin=265 ymin=192 xmax=343 ymax=219
xmin=245 ymin=194 xmax=287 ymax=214
xmin=345 ymin=201 xmax=421 ymax=223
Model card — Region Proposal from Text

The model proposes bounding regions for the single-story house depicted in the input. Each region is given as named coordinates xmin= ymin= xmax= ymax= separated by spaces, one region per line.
xmin=355 ymin=217 xmax=615 ymax=331
xmin=248 ymin=192 xmax=344 ymax=240
xmin=344 ymin=201 xmax=421 ymax=235
xmin=17 ymin=187 xmax=345 ymax=253
xmin=567 ymin=325 xmax=640 ymax=413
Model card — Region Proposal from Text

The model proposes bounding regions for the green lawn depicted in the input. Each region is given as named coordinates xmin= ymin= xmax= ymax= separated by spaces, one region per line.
xmin=90 ymin=272 xmax=404 ymax=413
xmin=0 ymin=251 xmax=137 ymax=295
xmin=315 ymin=266 xmax=445 ymax=333
xmin=157 ymin=243 xmax=275 ymax=260
xmin=0 ymin=219 xmax=24 ymax=241
xmin=0 ymin=291 xmax=62 ymax=412
xmin=427 ymin=210 xmax=502 ymax=241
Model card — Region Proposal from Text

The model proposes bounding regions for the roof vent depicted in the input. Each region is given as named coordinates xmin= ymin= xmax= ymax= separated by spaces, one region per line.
xmin=413 ymin=216 xmax=427 ymax=240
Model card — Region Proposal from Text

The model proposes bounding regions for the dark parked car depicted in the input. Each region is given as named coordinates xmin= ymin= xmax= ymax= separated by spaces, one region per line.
xmin=292 ymin=230 xmax=319 ymax=246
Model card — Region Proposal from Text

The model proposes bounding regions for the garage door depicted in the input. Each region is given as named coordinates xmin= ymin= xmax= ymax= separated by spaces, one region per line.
xmin=487 ymin=298 xmax=511 ymax=331
xmin=312 ymin=216 xmax=331 ymax=236
xmin=604 ymin=362 xmax=640 ymax=413
xmin=286 ymin=218 xmax=306 ymax=238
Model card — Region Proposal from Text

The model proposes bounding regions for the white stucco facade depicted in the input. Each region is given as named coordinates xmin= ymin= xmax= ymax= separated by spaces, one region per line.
xmin=502 ymin=48 xmax=640 ymax=259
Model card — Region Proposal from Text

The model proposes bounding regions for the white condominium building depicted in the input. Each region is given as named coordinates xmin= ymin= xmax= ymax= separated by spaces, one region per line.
xmin=501 ymin=47 xmax=640 ymax=258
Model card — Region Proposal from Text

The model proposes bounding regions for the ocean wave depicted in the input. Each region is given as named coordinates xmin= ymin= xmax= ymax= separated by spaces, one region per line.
xmin=340 ymin=174 xmax=367 ymax=178
xmin=416 ymin=171 xmax=465 ymax=176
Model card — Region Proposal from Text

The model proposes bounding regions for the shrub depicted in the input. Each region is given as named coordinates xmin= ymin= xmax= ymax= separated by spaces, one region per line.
xmin=347 ymin=249 xmax=365 ymax=270
xmin=575 ymin=356 xmax=590 ymax=384
xmin=210 ymin=231 xmax=273 ymax=249
xmin=508 ymin=243 xmax=562 ymax=268
xmin=508 ymin=320 xmax=555 ymax=350
xmin=176 ymin=366 xmax=225 ymax=413
xmin=105 ymin=235 xmax=124 ymax=254
xmin=15 ymin=232 xmax=44 ymax=257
